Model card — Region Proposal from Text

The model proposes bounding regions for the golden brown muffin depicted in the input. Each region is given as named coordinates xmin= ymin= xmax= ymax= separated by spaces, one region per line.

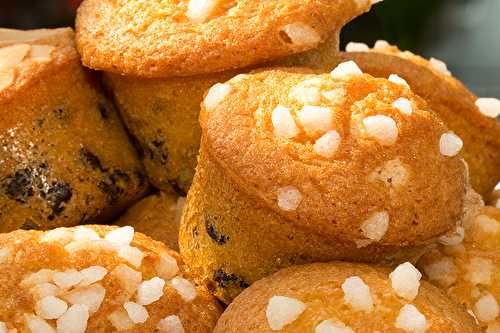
xmin=179 ymin=66 xmax=473 ymax=303
xmin=115 ymin=192 xmax=184 ymax=251
xmin=0 ymin=28 xmax=148 ymax=232
xmin=76 ymin=0 xmax=376 ymax=78
xmin=77 ymin=0 xmax=379 ymax=193
xmin=0 ymin=225 xmax=222 ymax=332
xmin=337 ymin=41 xmax=500 ymax=197
xmin=215 ymin=262 xmax=480 ymax=333
xmin=418 ymin=206 xmax=500 ymax=331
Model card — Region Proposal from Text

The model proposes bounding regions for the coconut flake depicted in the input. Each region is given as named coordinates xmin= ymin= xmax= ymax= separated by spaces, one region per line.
xmin=281 ymin=23 xmax=321 ymax=46
xmin=56 ymin=304 xmax=89 ymax=333
xmin=118 ymin=245 xmax=144 ymax=268
xmin=374 ymin=40 xmax=390 ymax=49
xmin=79 ymin=266 xmax=108 ymax=287
xmin=40 ymin=229 xmax=74 ymax=244
xmin=392 ymin=97 xmax=413 ymax=115
xmin=111 ymin=264 xmax=142 ymax=295
xmin=170 ymin=277 xmax=197 ymax=302
xmin=395 ymin=304 xmax=428 ymax=333
xmin=341 ymin=276 xmax=374 ymax=312
xmin=363 ymin=115 xmax=399 ymax=146
xmin=476 ymin=98 xmax=500 ymax=118
xmin=157 ymin=315 xmax=185 ymax=333
xmin=136 ymin=277 xmax=166 ymax=305
xmin=439 ymin=132 xmax=463 ymax=157
xmin=346 ymin=42 xmax=369 ymax=52
xmin=361 ymin=211 xmax=390 ymax=242
xmin=298 ymin=105 xmax=333 ymax=133
xmin=61 ymin=283 xmax=106 ymax=314
xmin=331 ymin=61 xmax=363 ymax=79
xmin=423 ymin=257 xmax=457 ymax=288
xmin=155 ymin=253 xmax=179 ymax=280
xmin=313 ymin=130 xmax=341 ymax=158
xmin=108 ymin=309 xmax=135 ymax=331
xmin=25 ymin=314 xmax=55 ymax=333
xmin=266 ymin=296 xmax=306 ymax=331
xmin=124 ymin=302 xmax=149 ymax=324
xmin=0 ymin=44 xmax=30 ymax=71
xmin=186 ymin=0 xmax=221 ymax=23
xmin=389 ymin=262 xmax=422 ymax=301
xmin=0 ymin=248 xmax=11 ymax=264
xmin=73 ymin=227 xmax=101 ymax=241
xmin=272 ymin=105 xmax=300 ymax=139
xmin=35 ymin=296 xmax=68 ymax=320
xmin=315 ymin=320 xmax=355 ymax=333
xmin=277 ymin=186 xmax=302 ymax=211
xmin=474 ymin=294 xmax=500 ymax=323
xmin=465 ymin=257 xmax=494 ymax=286
xmin=429 ymin=57 xmax=451 ymax=76
xmin=53 ymin=270 xmax=83 ymax=290
xmin=388 ymin=74 xmax=410 ymax=89
xmin=204 ymin=83 xmax=231 ymax=111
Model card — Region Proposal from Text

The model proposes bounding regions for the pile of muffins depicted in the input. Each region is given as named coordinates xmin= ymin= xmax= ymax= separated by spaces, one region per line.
xmin=0 ymin=0 xmax=499 ymax=332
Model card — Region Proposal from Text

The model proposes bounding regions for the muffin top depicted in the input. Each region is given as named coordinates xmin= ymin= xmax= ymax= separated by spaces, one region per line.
xmin=200 ymin=64 xmax=468 ymax=248
xmin=0 ymin=28 xmax=78 ymax=102
xmin=419 ymin=206 xmax=500 ymax=331
xmin=75 ymin=0 xmax=376 ymax=78
xmin=215 ymin=262 xmax=480 ymax=332
xmin=0 ymin=225 xmax=222 ymax=332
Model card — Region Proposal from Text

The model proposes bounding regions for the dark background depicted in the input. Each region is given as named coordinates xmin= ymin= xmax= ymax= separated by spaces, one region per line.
xmin=1 ymin=0 xmax=498 ymax=97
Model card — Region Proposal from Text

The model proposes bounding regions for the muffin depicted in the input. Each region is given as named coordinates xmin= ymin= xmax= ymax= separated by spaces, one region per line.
xmin=215 ymin=262 xmax=480 ymax=332
xmin=418 ymin=206 xmax=500 ymax=331
xmin=338 ymin=41 xmax=500 ymax=197
xmin=115 ymin=192 xmax=185 ymax=251
xmin=0 ymin=28 xmax=147 ymax=233
xmin=0 ymin=225 xmax=222 ymax=332
xmin=179 ymin=65 xmax=473 ymax=303
xmin=75 ymin=0 xmax=379 ymax=193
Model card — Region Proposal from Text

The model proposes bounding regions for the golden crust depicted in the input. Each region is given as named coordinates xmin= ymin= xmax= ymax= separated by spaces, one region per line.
xmin=418 ymin=206 xmax=500 ymax=330
xmin=214 ymin=262 xmax=480 ymax=332
xmin=338 ymin=46 xmax=500 ymax=196
xmin=0 ymin=28 xmax=147 ymax=232
xmin=115 ymin=192 xmax=183 ymax=251
xmin=201 ymin=68 xmax=467 ymax=245
xmin=0 ymin=225 xmax=222 ymax=332
xmin=75 ymin=0 xmax=371 ymax=78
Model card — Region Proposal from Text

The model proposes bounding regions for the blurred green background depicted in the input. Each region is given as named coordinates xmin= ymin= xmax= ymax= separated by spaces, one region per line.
xmin=0 ymin=0 xmax=498 ymax=97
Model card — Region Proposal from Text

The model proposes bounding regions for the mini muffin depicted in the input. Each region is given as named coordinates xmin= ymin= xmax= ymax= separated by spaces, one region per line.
xmin=116 ymin=192 xmax=185 ymax=251
xmin=0 ymin=28 xmax=147 ymax=233
xmin=418 ymin=206 xmax=500 ymax=331
xmin=338 ymin=41 xmax=500 ymax=197
xmin=0 ymin=225 xmax=222 ymax=332
xmin=76 ymin=0 xmax=378 ymax=193
xmin=179 ymin=65 xmax=472 ymax=303
xmin=215 ymin=262 xmax=480 ymax=332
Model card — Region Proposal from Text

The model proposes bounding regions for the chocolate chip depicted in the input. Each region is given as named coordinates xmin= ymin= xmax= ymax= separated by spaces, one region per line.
xmin=80 ymin=148 xmax=104 ymax=171
xmin=213 ymin=269 xmax=249 ymax=289
xmin=204 ymin=215 xmax=229 ymax=245
xmin=98 ymin=170 xmax=130 ymax=204
xmin=98 ymin=103 xmax=109 ymax=119
xmin=44 ymin=181 xmax=72 ymax=218
xmin=1 ymin=168 xmax=34 ymax=203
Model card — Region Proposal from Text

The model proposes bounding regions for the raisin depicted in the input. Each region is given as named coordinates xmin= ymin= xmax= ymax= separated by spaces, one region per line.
xmin=213 ymin=269 xmax=249 ymax=289
xmin=1 ymin=168 xmax=34 ymax=203
xmin=44 ymin=181 xmax=72 ymax=218
xmin=145 ymin=135 xmax=168 ymax=166
xmin=80 ymin=148 xmax=104 ymax=171
xmin=204 ymin=215 xmax=229 ymax=245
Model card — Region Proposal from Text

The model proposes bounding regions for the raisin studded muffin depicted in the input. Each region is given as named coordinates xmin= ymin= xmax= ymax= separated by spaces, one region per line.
xmin=337 ymin=41 xmax=500 ymax=197
xmin=0 ymin=28 xmax=147 ymax=232
xmin=179 ymin=65 xmax=475 ymax=303
xmin=75 ymin=0 xmax=380 ymax=193
xmin=115 ymin=192 xmax=185 ymax=251
xmin=0 ymin=225 xmax=222 ymax=332
xmin=215 ymin=262 xmax=480 ymax=332
xmin=418 ymin=206 xmax=500 ymax=332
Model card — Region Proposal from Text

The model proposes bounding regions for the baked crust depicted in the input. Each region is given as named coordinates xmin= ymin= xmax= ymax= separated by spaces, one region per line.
xmin=0 ymin=225 xmax=222 ymax=332
xmin=338 ymin=44 xmax=500 ymax=196
xmin=75 ymin=0 xmax=373 ymax=77
xmin=215 ymin=262 xmax=480 ymax=332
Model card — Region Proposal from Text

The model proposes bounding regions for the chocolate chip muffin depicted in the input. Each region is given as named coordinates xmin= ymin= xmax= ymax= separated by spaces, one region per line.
xmin=0 ymin=225 xmax=222 ymax=332
xmin=215 ymin=262 xmax=480 ymax=332
xmin=338 ymin=41 xmax=500 ymax=197
xmin=76 ymin=0 xmax=379 ymax=193
xmin=115 ymin=192 xmax=184 ymax=251
xmin=0 ymin=28 xmax=148 ymax=232
xmin=179 ymin=65 xmax=474 ymax=303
